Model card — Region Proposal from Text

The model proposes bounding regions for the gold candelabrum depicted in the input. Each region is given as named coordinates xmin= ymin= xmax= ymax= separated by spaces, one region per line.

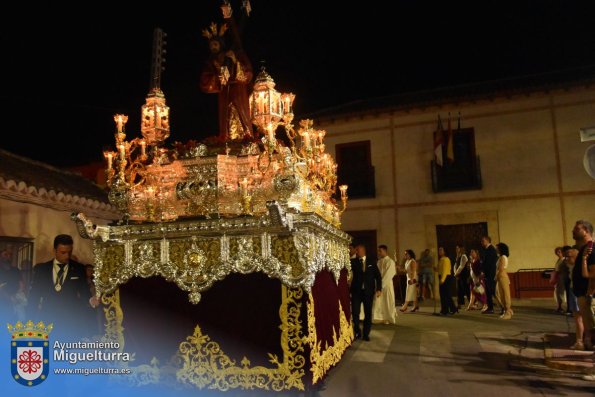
xmin=104 ymin=69 xmax=348 ymax=226
xmin=249 ymin=68 xmax=347 ymax=213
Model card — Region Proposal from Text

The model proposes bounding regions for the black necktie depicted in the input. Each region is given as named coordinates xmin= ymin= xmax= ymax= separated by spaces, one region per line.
xmin=55 ymin=263 xmax=66 ymax=290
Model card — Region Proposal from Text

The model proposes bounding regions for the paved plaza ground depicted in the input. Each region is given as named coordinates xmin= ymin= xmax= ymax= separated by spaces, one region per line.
xmin=318 ymin=298 xmax=594 ymax=397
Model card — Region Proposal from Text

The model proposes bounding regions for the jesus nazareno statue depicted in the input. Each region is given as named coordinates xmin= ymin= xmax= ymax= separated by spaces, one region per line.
xmin=200 ymin=1 xmax=254 ymax=141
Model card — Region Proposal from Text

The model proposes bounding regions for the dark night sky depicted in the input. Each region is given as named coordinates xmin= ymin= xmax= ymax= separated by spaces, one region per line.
xmin=2 ymin=1 xmax=595 ymax=167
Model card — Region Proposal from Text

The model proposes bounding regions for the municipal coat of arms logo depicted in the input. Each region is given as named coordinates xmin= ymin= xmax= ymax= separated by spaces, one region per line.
xmin=7 ymin=320 xmax=52 ymax=386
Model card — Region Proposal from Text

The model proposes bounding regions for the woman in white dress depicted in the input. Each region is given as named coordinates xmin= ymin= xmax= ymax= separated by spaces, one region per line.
xmin=373 ymin=245 xmax=398 ymax=324
xmin=399 ymin=249 xmax=419 ymax=312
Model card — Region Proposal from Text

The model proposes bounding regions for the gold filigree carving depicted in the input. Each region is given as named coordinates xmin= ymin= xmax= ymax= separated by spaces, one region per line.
xmin=102 ymin=291 xmax=125 ymax=351
xmin=176 ymin=285 xmax=306 ymax=391
xmin=93 ymin=224 xmax=349 ymax=305
xmin=306 ymin=292 xmax=353 ymax=384
xmin=271 ymin=236 xmax=304 ymax=279
xmin=94 ymin=245 xmax=126 ymax=294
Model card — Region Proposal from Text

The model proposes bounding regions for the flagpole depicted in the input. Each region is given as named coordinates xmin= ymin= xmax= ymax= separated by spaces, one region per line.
xmin=434 ymin=114 xmax=444 ymax=167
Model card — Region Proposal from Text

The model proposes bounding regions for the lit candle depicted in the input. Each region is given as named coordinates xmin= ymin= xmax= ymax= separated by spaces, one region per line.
xmin=281 ymin=93 xmax=295 ymax=114
xmin=318 ymin=130 xmax=325 ymax=143
xmin=156 ymin=107 xmax=162 ymax=128
xmin=118 ymin=144 xmax=126 ymax=161
xmin=339 ymin=185 xmax=348 ymax=198
xmin=258 ymin=92 xmax=265 ymax=114
xmin=116 ymin=117 xmax=123 ymax=133
xmin=114 ymin=114 xmax=128 ymax=134
xmin=302 ymin=131 xmax=310 ymax=148
xmin=267 ymin=124 xmax=275 ymax=143
xmin=105 ymin=152 xmax=113 ymax=170
xmin=140 ymin=140 xmax=146 ymax=157
xmin=322 ymin=154 xmax=330 ymax=170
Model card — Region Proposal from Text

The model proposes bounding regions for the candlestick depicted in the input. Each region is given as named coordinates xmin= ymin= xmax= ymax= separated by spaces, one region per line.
xmin=239 ymin=177 xmax=252 ymax=215
xmin=140 ymin=140 xmax=146 ymax=157
xmin=302 ymin=131 xmax=310 ymax=148
xmin=106 ymin=152 xmax=113 ymax=170
xmin=114 ymin=114 xmax=128 ymax=134
xmin=118 ymin=144 xmax=126 ymax=161
xmin=339 ymin=184 xmax=348 ymax=198
xmin=317 ymin=130 xmax=325 ymax=143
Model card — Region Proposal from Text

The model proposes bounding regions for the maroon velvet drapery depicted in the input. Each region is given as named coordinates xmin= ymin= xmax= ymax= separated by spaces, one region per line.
xmin=115 ymin=268 xmax=351 ymax=390
xmin=119 ymin=273 xmax=282 ymax=365
xmin=304 ymin=268 xmax=352 ymax=385
xmin=309 ymin=269 xmax=350 ymax=347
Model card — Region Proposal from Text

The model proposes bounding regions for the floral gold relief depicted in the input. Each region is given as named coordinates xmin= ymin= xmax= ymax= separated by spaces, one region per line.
xmin=306 ymin=293 xmax=353 ymax=384
xmin=87 ymin=211 xmax=351 ymax=304
xmin=271 ymin=236 xmax=304 ymax=278
xmin=102 ymin=291 xmax=125 ymax=351
xmin=176 ymin=286 xmax=306 ymax=391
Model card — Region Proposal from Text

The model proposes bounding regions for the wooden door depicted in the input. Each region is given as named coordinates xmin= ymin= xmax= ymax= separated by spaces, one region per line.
xmin=436 ymin=222 xmax=487 ymax=296
xmin=346 ymin=230 xmax=377 ymax=258
xmin=435 ymin=222 xmax=487 ymax=263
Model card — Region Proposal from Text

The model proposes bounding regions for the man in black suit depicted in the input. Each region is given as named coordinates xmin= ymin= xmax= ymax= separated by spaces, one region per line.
xmin=28 ymin=234 xmax=97 ymax=336
xmin=480 ymin=236 xmax=498 ymax=314
xmin=350 ymin=243 xmax=382 ymax=341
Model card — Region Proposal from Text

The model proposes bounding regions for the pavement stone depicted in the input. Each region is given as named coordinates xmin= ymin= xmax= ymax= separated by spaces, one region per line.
xmin=408 ymin=297 xmax=595 ymax=378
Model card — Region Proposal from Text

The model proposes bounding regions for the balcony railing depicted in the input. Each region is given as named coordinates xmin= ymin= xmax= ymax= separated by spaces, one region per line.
xmin=431 ymin=156 xmax=482 ymax=193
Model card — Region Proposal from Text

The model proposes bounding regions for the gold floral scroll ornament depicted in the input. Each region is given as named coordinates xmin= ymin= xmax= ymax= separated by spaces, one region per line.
xmin=176 ymin=286 xmax=306 ymax=391
xmin=306 ymin=292 xmax=353 ymax=384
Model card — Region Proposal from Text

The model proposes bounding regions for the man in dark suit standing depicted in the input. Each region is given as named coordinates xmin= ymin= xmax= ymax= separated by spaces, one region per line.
xmin=350 ymin=243 xmax=382 ymax=341
xmin=480 ymin=236 xmax=498 ymax=314
xmin=28 ymin=234 xmax=97 ymax=336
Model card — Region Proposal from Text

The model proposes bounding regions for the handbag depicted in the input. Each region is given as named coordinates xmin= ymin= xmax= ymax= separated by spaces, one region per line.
xmin=473 ymin=284 xmax=485 ymax=295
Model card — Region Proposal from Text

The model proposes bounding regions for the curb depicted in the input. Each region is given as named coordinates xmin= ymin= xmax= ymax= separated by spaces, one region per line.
xmin=543 ymin=334 xmax=594 ymax=373
xmin=509 ymin=359 xmax=586 ymax=378
xmin=544 ymin=358 xmax=592 ymax=373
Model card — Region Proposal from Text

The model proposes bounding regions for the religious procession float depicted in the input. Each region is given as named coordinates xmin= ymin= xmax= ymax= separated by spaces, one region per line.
xmin=72 ymin=1 xmax=353 ymax=393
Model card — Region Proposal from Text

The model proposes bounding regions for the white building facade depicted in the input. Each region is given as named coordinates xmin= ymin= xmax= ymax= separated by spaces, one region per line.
xmin=322 ymin=84 xmax=595 ymax=273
